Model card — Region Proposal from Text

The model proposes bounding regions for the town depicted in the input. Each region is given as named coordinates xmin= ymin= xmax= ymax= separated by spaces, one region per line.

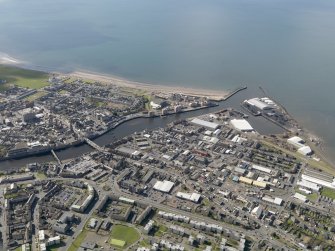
xmin=0 ymin=74 xmax=335 ymax=251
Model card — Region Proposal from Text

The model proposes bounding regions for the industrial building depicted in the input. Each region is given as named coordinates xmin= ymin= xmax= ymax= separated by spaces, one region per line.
xmin=190 ymin=118 xmax=219 ymax=130
xmin=297 ymin=180 xmax=320 ymax=191
xmin=176 ymin=192 xmax=201 ymax=203
xmin=153 ymin=180 xmax=175 ymax=193
xmin=301 ymin=169 xmax=335 ymax=189
xmin=287 ymin=136 xmax=305 ymax=148
xmin=251 ymin=164 xmax=272 ymax=174
xmin=243 ymin=98 xmax=273 ymax=111
xmin=230 ymin=119 xmax=253 ymax=132
xmin=294 ymin=193 xmax=307 ymax=202
xmin=297 ymin=146 xmax=312 ymax=156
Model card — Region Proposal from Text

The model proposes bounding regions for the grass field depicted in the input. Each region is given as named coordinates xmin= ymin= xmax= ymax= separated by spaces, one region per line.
xmin=25 ymin=91 xmax=47 ymax=101
xmin=321 ymin=187 xmax=335 ymax=200
xmin=306 ymin=193 xmax=318 ymax=202
xmin=0 ymin=65 xmax=49 ymax=90
xmin=68 ymin=228 xmax=88 ymax=251
xmin=109 ymin=225 xmax=140 ymax=249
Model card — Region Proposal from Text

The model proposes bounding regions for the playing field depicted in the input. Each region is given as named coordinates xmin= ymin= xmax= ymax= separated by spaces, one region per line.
xmin=110 ymin=225 xmax=140 ymax=249
xmin=110 ymin=239 xmax=126 ymax=247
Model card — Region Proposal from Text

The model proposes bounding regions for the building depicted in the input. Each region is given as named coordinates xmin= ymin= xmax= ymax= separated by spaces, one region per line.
xmin=190 ymin=118 xmax=219 ymax=130
xmin=297 ymin=180 xmax=320 ymax=191
xmin=70 ymin=183 xmax=95 ymax=213
xmin=239 ymin=176 xmax=253 ymax=185
xmin=53 ymin=222 xmax=69 ymax=234
xmin=244 ymin=98 xmax=273 ymax=110
xmin=287 ymin=136 xmax=305 ymax=148
xmin=251 ymin=205 xmax=263 ymax=219
xmin=294 ymin=193 xmax=307 ymax=202
xmin=47 ymin=236 xmax=61 ymax=246
xmin=176 ymin=192 xmax=201 ymax=203
xmin=144 ymin=220 xmax=154 ymax=234
xmin=298 ymin=146 xmax=312 ymax=156
xmin=230 ymin=119 xmax=253 ymax=132
xmin=251 ymin=164 xmax=272 ymax=174
xmin=252 ymin=180 xmax=268 ymax=188
xmin=301 ymin=169 xmax=335 ymax=189
xmin=153 ymin=180 xmax=175 ymax=193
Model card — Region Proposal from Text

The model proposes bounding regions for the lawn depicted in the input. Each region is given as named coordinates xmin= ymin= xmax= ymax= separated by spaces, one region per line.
xmin=153 ymin=224 xmax=168 ymax=237
xmin=0 ymin=65 xmax=49 ymax=90
xmin=36 ymin=172 xmax=47 ymax=180
xmin=68 ymin=228 xmax=88 ymax=251
xmin=25 ymin=91 xmax=47 ymax=101
xmin=306 ymin=193 xmax=318 ymax=202
xmin=109 ymin=225 xmax=140 ymax=249
xmin=321 ymin=187 xmax=335 ymax=200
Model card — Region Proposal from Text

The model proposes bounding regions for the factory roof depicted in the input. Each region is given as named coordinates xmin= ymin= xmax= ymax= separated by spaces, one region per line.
xmin=230 ymin=119 xmax=253 ymax=131
xmin=287 ymin=136 xmax=305 ymax=148
xmin=245 ymin=98 xmax=272 ymax=110
xmin=301 ymin=174 xmax=335 ymax=189
xmin=153 ymin=180 xmax=175 ymax=193
xmin=294 ymin=193 xmax=307 ymax=202
xmin=191 ymin=118 xmax=219 ymax=130
xmin=298 ymin=146 xmax=312 ymax=156
xmin=176 ymin=192 xmax=201 ymax=203
xmin=251 ymin=164 xmax=272 ymax=174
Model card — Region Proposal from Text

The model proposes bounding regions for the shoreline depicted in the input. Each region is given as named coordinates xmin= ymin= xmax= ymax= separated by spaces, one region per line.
xmin=1 ymin=55 xmax=335 ymax=168
xmin=0 ymin=53 xmax=229 ymax=101
xmin=65 ymin=70 xmax=229 ymax=101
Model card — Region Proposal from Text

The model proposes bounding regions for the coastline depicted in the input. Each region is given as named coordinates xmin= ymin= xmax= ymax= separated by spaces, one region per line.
xmin=1 ymin=55 xmax=335 ymax=169
xmin=66 ymin=70 xmax=229 ymax=101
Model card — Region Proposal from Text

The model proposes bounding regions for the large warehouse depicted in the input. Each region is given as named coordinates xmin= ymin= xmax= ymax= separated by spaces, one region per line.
xmin=230 ymin=119 xmax=254 ymax=132
xmin=244 ymin=98 xmax=273 ymax=110
xmin=191 ymin=118 xmax=219 ymax=130
xmin=153 ymin=180 xmax=175 ymax=193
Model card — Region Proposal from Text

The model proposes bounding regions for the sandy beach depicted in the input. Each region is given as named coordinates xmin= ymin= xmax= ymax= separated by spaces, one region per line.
xmin=67 ymin=71 xmax=229 ymax=101
xmin=0 ymin=53 xmax=22 ymax=65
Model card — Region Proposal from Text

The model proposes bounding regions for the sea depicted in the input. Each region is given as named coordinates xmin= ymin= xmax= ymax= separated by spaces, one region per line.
xmin=0 ymin=0 xmax=335 ymax=163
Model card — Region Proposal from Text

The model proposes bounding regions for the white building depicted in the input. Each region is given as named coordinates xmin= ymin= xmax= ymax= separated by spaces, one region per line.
xmin=294 ymin=193 xmax=307 ymax=202
xmin=176 ymin=192 xmax=201 ymax=203
xmin=287 ymin=136 xmax=305 ymax=148
xmin=298 ymin=146 xmax=312 ymax=156
xmin=191 ymin=118 xmax=219 ymax=130
xmin=153 ymin=180 xmax=175 ymax=193
xmin=230 ymin=119 xmax=253 ymax=132
xmin=244 ymin=98 xmax=273 ymax=110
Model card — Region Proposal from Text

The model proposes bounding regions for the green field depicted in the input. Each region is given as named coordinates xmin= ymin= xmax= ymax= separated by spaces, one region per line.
xmin=110 ymin=239 xmax=126 ymax=247
xmin=321 ymin=187 xmax=335 ymax=200
xmin=0 ymin=65 xmax=49 ymax=90
xmin=109 ymin=225 xmax=140 ymax=249
xmin=68 ymin=228 xmax=88 ymax=251
xmin=25 ymin=91 xmax=47 ymax=101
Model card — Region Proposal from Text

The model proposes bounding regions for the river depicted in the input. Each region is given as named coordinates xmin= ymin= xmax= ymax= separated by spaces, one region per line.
xmin=0 ymin=87 xmax=285 ymax=170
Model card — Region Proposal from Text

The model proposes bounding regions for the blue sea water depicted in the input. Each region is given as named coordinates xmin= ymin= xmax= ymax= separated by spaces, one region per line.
xmin=0 ymin=0 xmax=335 ymax=161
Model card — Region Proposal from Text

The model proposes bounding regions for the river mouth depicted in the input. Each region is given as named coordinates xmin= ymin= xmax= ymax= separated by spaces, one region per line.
xmin=0 ymin=86 xmax=286 ymax=170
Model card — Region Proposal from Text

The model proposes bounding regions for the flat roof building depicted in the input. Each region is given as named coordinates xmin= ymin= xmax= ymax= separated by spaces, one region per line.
xmin=191 ymin=118 xmax=219 ymax=130
xmin=230 ymin=119 xmax=253 ymax=132
xmin=176 ymin=192 xmax=201 ymax=203
xmin=153 ymin=180 xmax=175 ymax=193
xmin=294 ymin=193 xmax=307 ymax=202
xmin=244 ymin=98 xmax=273 ymax=110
